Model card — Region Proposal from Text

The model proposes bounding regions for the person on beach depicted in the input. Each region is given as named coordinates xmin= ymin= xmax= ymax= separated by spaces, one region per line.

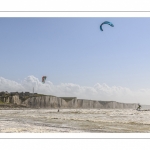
xmin=137 ymin=104 xmax=141 ymax=111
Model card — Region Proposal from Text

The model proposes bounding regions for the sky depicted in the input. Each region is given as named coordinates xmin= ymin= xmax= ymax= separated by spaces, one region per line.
xmin=1 ymin=17 xmax=150 ymax=104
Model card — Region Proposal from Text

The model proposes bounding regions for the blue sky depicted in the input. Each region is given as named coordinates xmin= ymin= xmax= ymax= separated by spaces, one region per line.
xmin=1 ymin=18 xmax=150 ymax=104
xmin=1 ymin=17 xmax=150 ymax=88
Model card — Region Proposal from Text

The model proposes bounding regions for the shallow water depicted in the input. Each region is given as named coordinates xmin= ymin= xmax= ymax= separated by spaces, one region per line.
xmin=0 ymin=109 xmax=150 ymax=133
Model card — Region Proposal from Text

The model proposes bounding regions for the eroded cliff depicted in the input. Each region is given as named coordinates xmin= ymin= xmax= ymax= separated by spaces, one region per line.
xmin=22 ymin=96 xmax=137 ymax=109
xmin=0 ymin=92 xmax=138 ymax=109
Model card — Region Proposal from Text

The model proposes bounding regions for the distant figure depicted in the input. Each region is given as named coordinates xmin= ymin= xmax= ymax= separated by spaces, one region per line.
xmin=58 ymin=109 xmax=59 ymax=112
xmin=137 ymin=104 xmax=141 ymax=111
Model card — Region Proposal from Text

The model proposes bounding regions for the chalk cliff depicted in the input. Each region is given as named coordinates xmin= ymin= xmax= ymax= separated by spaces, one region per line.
xmin=2 ymin=95 xmax=21 ymax=105
xmin=22 ymin=96 xmax=138 ymax=109
xmin=0 ymin=92 xmax=138 ymax=109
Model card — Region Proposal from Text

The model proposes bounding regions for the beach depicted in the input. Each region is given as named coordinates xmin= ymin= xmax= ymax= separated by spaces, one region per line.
xmin=0 ymin=108 xmax=150 ymax=133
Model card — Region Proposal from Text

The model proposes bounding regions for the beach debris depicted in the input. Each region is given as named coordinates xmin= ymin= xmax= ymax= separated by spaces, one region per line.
xmin=42 ymin=76 xmax=47 ymax=83
xmin=100 ymin=21 xmax=114 ymax=31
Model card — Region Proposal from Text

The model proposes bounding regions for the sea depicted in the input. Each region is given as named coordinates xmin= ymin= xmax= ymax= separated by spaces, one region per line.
xmin=0 ymin=108 xmax=150 ymax=133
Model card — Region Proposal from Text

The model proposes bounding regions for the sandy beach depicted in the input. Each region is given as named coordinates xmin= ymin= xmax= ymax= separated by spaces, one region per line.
xmin=0 ymin=108 xmax=150 ymax=133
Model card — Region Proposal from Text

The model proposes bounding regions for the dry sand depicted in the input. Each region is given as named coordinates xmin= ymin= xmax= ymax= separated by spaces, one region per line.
xmin=0 ymin=108 xmax=150 ymax=133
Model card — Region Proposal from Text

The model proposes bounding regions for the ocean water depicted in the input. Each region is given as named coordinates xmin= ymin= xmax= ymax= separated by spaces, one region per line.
xmin=0 ymin=109 xmax=150 ymax=133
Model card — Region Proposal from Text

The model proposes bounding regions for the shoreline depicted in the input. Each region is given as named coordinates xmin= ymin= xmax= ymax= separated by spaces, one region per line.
xmin=0 ymin=109 xmax=150 ymax=133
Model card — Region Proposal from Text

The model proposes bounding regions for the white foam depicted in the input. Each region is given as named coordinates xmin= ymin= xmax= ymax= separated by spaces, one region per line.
xmin=0 ymin=109 xmax=150 ymax=132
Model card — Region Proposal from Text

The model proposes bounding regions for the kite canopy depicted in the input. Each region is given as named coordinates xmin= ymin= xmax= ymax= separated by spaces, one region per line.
xmin=42 ymin=76 xmax=47 ymax=83
xmin=100 ymin=21 xmax=114 ymax=31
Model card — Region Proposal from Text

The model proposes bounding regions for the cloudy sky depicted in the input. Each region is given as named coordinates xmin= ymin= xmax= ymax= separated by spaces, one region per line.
xmin=1 ymin=18 xmax=150 ymax=104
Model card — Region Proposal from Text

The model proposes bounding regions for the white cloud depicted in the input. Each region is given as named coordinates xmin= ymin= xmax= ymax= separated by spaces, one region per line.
xmin=0 ymin=75 xmax=150 ymax=105
xmin=0 ymin=77 xmax=25 ymax=92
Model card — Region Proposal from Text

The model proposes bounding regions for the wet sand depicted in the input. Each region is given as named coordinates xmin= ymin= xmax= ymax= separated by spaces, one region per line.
xmin=0 ymin=109 xmax=150 ymax=133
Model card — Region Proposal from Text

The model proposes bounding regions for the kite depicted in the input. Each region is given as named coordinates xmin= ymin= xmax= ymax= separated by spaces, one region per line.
xmin=42 ymin=76 xmax=47 ymax=83
xmin=100 ymin=21 xmax=114 ymax=31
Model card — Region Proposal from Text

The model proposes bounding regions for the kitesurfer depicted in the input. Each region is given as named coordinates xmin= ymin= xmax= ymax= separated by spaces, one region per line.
xmin=137 ymin=104 xmax=141 ymax=111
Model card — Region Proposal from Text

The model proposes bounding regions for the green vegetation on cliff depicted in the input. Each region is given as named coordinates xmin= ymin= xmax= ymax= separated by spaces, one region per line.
xmin=19 ymin=94 xmax=46 ymax=101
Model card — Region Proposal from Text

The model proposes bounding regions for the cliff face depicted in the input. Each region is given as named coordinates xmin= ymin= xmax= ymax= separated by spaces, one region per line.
xmin=22 ymin=96 xmax=138 ymax=109
xmin=2 ymin=95 xmax=21 ymax=105
xmin=0 ymin=92 xmax=138 ymax=109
